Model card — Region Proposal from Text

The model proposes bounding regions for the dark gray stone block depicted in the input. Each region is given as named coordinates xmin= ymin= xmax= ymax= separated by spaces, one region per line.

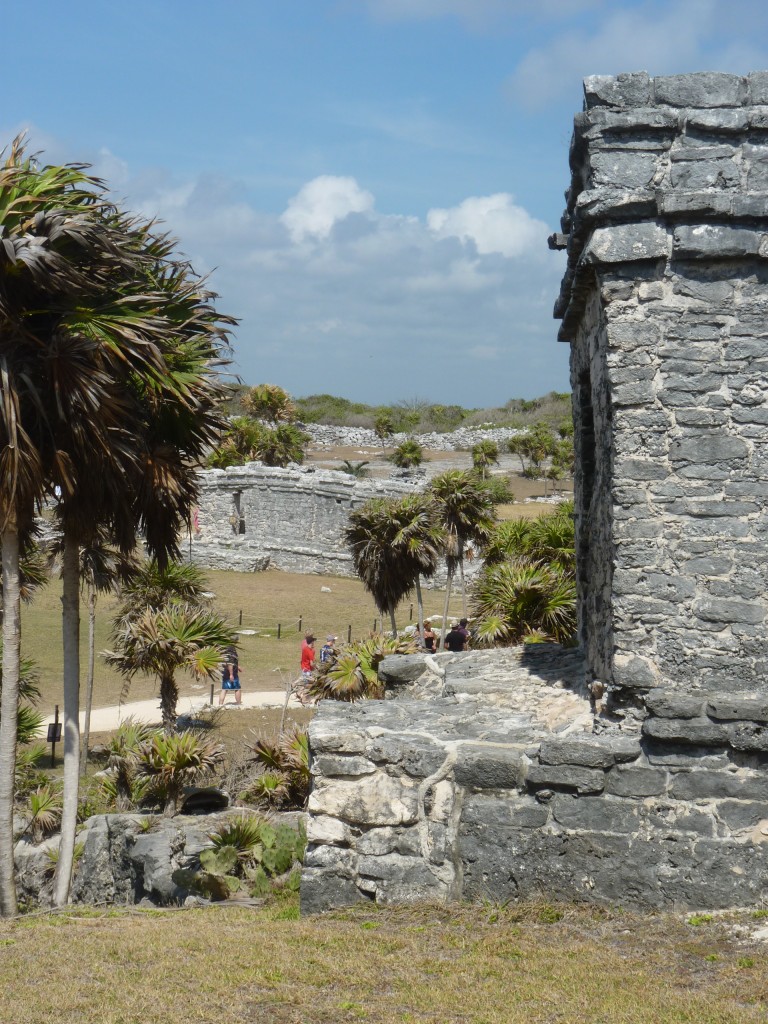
xmin=645 ymin=691 xmax=704 ymax=719
xmin=539 ymin=738 xmax=617 ymax=769
xmin=707 ymin=696 xmax=768 ymax=722
xmin=583 ymin=73 xmax=653 ymax=109
xmin=526 ymin=764 xmax=605 ymax=794
xmin=716 ymin=800 xmax=768 ymax=832
xmin=461 ymin=793 xmax=549 ymax=829
xmin=300 ymin=870 xmax=364 ymax=914
xmin=669 ymin=769 xmax=768 ymax=801
xmin=378 ymin=654 xmax=429 ymax=687
xmin=605 ymin=766 xmax=669 ymax=797
xmin=653 ymin=72 xmax=745 ymax=108
xmin=454 ymin=745 xmax=525 ymax=790
xmin=693 ymin=597 xmax=765 ymax=625
xmin=642 ymin=717 xmax=731 ymax=746
xmin=552 ymin=794 xmax=640 ymax=832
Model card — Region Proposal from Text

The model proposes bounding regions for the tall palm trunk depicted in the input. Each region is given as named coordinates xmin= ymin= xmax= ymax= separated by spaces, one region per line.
xmin=54 ymin=532 xmax=81 ymax=907
xmin=439 ymin=566 xmax=454 ymax=651
xmin=414 ymin=576 xmax=425 ymax=641
xmin=80 ymin=584 xmax=97 ymax=776
xmin=389 ymin=608 xmax=397 ymax=639
xmin=160 ymin=672 xmax=178 ymax=732
xmin=0 ymin=521 xmax=21 ymax=917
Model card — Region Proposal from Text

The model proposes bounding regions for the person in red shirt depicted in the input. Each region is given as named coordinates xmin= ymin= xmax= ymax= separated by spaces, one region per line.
xmin=301 ymin=634 xmax=316 ymax=680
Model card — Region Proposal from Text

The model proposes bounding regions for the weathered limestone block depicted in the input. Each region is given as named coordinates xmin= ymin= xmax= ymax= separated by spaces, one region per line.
xmin=525 ymin=764 xmax=606 ymax=795
xmin=453 ymin=744 xmax=526 ymax=790
xmin=308 ymin=773 xmax=419 ymax=826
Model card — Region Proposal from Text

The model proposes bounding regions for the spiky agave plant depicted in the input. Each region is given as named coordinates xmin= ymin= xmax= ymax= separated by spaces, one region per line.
xmin=471 ymin=558 xmax=576 ymax=647
xmin=246 ymin=727 xmax=310 ymax=809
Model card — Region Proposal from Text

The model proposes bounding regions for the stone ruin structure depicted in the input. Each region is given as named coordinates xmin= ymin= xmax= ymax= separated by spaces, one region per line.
xmin=191 ymin=464 xmax=414 ymax=574
xmin=301 ymin=72 xmax=768 ymax=913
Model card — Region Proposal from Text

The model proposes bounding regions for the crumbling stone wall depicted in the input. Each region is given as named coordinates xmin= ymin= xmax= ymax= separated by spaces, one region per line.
xmin=556 ymin=71 xmax=768 ymax=706
xmin=191 ymin=464 xmax=415 ymax=574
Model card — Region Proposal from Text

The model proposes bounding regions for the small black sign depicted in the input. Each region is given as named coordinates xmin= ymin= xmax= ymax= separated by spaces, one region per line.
xmin=47 ymin=723 xmax=62 ymax=743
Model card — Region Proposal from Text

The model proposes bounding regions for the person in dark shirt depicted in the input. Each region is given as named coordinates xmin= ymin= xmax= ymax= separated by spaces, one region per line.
xmin=445 ymin=623 xmax=466 ymax=652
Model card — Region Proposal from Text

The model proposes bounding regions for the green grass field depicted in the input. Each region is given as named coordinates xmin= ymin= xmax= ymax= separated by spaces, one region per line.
xmin=21 ymin=568 xmax=466 ymax=714
xmin=0 ymin=899 xmax=765 ymax=1023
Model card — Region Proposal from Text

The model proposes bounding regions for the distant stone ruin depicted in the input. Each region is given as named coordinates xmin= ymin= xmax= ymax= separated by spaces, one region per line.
xmin=301 ymin=72 xmax=768 ymax=914
xmin=191 ymin=464 xmax=414 ymax=574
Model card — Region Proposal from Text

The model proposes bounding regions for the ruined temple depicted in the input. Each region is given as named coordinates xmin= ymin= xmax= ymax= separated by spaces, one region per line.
xmin=301 ymin=74 xmax=768 ymax=913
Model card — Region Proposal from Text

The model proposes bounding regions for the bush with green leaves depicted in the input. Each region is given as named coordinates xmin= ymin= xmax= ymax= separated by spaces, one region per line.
xmin=172 ymin=815 xmax=306 ymax=901
xmin=389 ymin=439 xmax=423 ymax=469
xmin=95 ymin=718 xmax=155 ymax=811
xmin=472 ymin=502 xmax=576 ymax=647
xmin=244 ymin=727 xmax=310 ymax=810
xmin=28 ymin=785 xmax=62 ymax=844
xmin=305 ymin=634 xmax=419 ymax=702
xmin=135 ymin=731 xmax=225 ymax=816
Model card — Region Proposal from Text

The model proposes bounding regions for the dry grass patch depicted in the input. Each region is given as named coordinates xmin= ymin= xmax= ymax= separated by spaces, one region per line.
xmin=21 ymin=570 xmax=465 ymax=715
xmin=0 ymin=901 xmax=765 ymax=1023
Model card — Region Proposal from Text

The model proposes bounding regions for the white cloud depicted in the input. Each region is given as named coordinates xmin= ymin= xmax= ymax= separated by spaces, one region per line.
xmin=505 ymin=0 xmax=760 ymax=109
xmin=427 ymin=193 xmax=549 ymax=258
xmin=280 ymin=175 xmax=375 ymax=243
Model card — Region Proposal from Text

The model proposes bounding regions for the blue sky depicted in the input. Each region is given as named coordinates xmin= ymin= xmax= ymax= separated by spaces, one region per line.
xmin=4 ymin=0 xmax=768 ymax=407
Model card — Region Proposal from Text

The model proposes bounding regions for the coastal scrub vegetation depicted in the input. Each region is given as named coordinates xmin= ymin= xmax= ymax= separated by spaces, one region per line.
xmin=225 ymin=387 xmax=572 ymax=434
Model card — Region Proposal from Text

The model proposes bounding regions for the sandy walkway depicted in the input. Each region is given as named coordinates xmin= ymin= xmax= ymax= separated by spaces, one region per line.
xmin=41 ymin=688 xmax=303 ymax=733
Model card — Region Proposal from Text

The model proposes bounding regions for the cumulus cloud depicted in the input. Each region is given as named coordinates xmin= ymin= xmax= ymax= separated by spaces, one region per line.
xmin=427 ymin=193 xmax=548 ymax=258
xmin=280 ymin=175 xmax=375 ymax=243
xmin=3 ymin=136 xmax=567 ymax=404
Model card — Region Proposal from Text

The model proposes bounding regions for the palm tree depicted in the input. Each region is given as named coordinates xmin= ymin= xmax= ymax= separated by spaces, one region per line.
xmin=471 ymin=440 xmax=500 ymax=481
xmin=253 ymin=422 xmax=310 ymax=467
xmin=374 ymin=412 xmax=395 ymax=455
xmin=242 ymin=383 xmax=296 ymax=423
xmin=389 ymin=439 xmax=423 ymax=470
xmin=0 ymin=137 xmax=138 ymax=916
xmin=428 ymin=470 xmax=496 ymax=646
xmin=116 ymin=559 xmax=212 ymax=620
xmin=105 ymin=605 xmax=236 ymax=730
xmin=387 ymin=494 xmax=443 ymax=637
xmin=78 ymin=538 xmax=138 ymax=775
xmin=345 ymin=498 xmax=416 ymax=636
xmin=339 ymin=460 xmax=370 ymax=478
xmin=471 ymin=559 xmax=576 ymax=647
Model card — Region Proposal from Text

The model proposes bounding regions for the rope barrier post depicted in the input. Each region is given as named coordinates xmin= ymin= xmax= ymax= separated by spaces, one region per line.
xmin=409 ymin=603 xmax=413 ymax=622
xmin=210 ymin=683 xmax=215 ymax=706
xmin=347 ymin=624 xmax=351 ymax=643
xmin=239 ymin=609 xmax=242 ymax=626
xmin=277 ymin=623 xmax=281 ymax=640
xmin=299 ymin=616 xmax=302 ymax=634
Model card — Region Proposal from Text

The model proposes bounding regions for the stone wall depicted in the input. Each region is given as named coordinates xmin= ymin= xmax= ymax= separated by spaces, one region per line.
xmin=302 ymin=649 xmax=768 ymax=912
xmin=556 ymin=71 xmax=768 ymax=703
xmin=300 ymin=73 xmax=768 ymax=915
xmin=191 ymin=464 xmax=416 ymax=575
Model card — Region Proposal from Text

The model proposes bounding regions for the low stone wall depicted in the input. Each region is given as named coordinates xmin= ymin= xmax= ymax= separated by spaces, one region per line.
xmin=301 ymin=647 xmax=768 ymax=913
xmin=300 ymin=424 xmax=522 ymax=452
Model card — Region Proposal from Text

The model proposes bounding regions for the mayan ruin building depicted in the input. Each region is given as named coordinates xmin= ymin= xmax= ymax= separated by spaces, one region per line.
xmin=301 ymin=73 xmax=768 ymax=913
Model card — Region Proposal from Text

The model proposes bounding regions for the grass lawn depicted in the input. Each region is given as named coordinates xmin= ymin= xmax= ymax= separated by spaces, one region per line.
xmin=0 ymin=899 xmax=765 ymax=1023
xmin=20 ymin=569 xmax=467 ymax=715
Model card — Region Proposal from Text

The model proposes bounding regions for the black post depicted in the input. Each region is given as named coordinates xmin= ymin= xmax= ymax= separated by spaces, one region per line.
xmin=239 ymin=609 xmax=243 ymax=626
xmin=210 ymin=683 xmax=215 ymax=706
xmin=50 ymin=705 xmax=60 ymax=768
xmin=277 ymin=623 xmax=281 ymax=640
xmin=347 ymin=624 xmax=351 ymax=643
xmin=409 ymin=603 xmax=413 ymax=622
xmin=299 ymin=616 xmax=302 ymax=633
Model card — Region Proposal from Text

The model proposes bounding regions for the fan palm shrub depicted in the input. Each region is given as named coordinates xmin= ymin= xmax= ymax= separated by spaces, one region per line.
xmin=471 ymin=559 xmax=576 ymax=646
xmin=307 ymin=634 xmax=419 ymax=702
xmin=242 ymin=383 xmax=296 ymax=423
xmin=135 ymin=731 xmax=224 ymax=816
xmin=471 ymin=440 xmax=500 ymax=480
xmin=389 ymin=439 xmax=423 ymax=469
xmin=28 ymin=785 xmax=63 ymax=844
xmin=245 ymin=727 xmax=310 ymax=809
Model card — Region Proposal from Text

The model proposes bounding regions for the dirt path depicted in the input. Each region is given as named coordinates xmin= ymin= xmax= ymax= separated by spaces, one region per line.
xmin=41 ymin=687 xmax=304 ymax=733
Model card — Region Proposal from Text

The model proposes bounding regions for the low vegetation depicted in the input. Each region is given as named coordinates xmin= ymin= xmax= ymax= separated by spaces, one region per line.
xmin=226 ymin=387 xmax=573 ymax=434
xmin=0 ymin=900 xmax=764 ymax=1023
